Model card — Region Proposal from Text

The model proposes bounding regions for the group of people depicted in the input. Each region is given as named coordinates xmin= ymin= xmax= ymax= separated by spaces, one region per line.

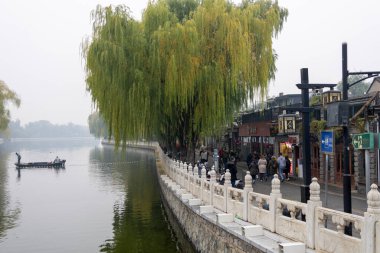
xmin=247 ymin=152 xmax=291 ymax=183
xmin=196 ymin=146 xmax=293 ymax=187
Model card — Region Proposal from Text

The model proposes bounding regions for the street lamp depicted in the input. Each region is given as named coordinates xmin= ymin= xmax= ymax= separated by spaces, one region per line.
xmin=296 ymin=68 xmax=336 ymax=203
xmin=341 ymin=42 xmax=380 ymax=235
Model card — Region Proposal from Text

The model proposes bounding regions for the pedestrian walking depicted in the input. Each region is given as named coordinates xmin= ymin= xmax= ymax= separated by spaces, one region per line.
xmin=228 ymin=156 xmax=237 ymax=187
xmin=258 ymin=154 xmax=267 ymax=181
xmin=277 ymin=153 xmax=286 ymax=182
xmin=200 ymin=147 xmax=208 ymax=164
xmin=246 ymin=152 xmax=253 ymax=168
xmin=218 ymin=147 xmax=224 ymax=172
xmin=249 ymin=157 xmax=259 ymax=183
xmin=267 ymin=155 xmax=277 ymax=180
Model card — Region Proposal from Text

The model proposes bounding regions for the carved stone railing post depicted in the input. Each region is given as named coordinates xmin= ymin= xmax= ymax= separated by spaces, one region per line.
xmin=243 ymin=171 xmax=253 ymax=221
xmin=201 ymin=165 xmax=206 ymax=202
xmin=177 ymin=161 xmax=180 ymax=185
xmin=172 ymin=159 xmax=175 ymax=181
xmin=224 ymin=169 xmax=231 ymax=212
xmin=182 ymin=162 xmax=186 ymax=187
xmin=171 ymin=159 xmax=175 ymax=179
xmin=173 ymin=161 xmax=178 ymax=180
xmin=177 ymin=161 xmax=181 ymax=186
xmin=269 ymin=174 xmax=282 ymax=232
xmin=201 ymin=165 xmax=207 ymax=180
xmin=166 ymin=158 xmax=172 ymax=178
xmin=169 ymin=159 xmax=172 ymax=179
xmin=177 ymin=160 xmax=181 ymax=184
xmin=170 ymin=159 xmax=173 ymax=179
xmin=362 ymin=184 xmax=380 ymax=253
xmin=175 ymin=160 xmax=179 ymax=183
xmin=179 ymin=161 xmax=185 ymax=188
xmin=210 ymin=166 xmax=216 ymax=206
xmin=195 ymin=170 xmax=199 ymax=198
xmin=307 ymin=177 xmax=322 ymax=249
xmin=188 ymin=164 xmax=193 ymax=192
xmin=225 ymin=169 xmax=231 ymax=187
xmin=210 ymin=166 xmax=216 ymax=183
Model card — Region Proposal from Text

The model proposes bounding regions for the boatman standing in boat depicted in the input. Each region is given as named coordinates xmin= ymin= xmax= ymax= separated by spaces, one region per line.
xmin=15 ymin=152 xmax=21 ymax=165
xmin=54 ymin=156 xmax=60 ymax=163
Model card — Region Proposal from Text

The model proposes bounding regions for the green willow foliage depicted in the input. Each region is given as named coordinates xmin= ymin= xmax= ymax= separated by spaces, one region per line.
xmin=82 ymin=0 xmax=287 ymax=149
xmin=88 ymin=111 xmax=108 ymax=138
xmin=0 ymin=80 xmax=20 ymax=131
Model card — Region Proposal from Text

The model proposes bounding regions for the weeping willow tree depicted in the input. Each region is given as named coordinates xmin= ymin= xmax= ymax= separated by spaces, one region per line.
xmin=0 ymin=80 xmax=20 ymax=132
xmin=82 ymin=0 xmax=287 ymax=157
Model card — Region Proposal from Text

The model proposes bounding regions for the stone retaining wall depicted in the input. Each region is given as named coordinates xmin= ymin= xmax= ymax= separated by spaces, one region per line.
xmin=159 ymin=174 xmax=264 ymax=253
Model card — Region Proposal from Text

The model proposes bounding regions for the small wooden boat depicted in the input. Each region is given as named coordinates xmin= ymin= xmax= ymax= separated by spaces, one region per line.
xmin=15 ymin=160 xmax=66 ymax=168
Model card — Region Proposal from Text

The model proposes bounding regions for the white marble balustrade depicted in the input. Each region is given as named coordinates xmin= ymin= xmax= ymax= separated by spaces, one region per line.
xmin=151 ymin=143 xmax=380 ymax=253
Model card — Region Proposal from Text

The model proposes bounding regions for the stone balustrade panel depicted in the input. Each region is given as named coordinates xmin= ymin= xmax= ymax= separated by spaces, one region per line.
xmin=193 ymin=178 xmax=201 ymax=199
xmin=315 ymin=207 xmax=364 ymax=253
xmin=213 ymin=184 xmax=226 ymax=212
xmin=202 ymin=181 xmax=211 ymax=205
xmin=276 ymin=198 xmax=307 ymax=243
xmin=227 ymin=187 xmax=244 ymax=219
xmin=180 ymin=170 xmax=185 ymax=188
xmin=184 ymin=173 xmax=189 ymax=191
xmin=248 ymin=192 xmax=271 ymax=230
xmin=189 ymin=175 xmax=195 ymax=195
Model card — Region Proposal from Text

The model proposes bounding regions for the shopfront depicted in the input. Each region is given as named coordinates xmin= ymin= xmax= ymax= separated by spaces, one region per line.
xmin=239 ymin=121 xmax=272 ymax=159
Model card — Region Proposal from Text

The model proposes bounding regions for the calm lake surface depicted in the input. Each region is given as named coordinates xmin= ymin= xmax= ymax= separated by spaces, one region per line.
xmin=0 ymin=138 xmax=190 ymax=253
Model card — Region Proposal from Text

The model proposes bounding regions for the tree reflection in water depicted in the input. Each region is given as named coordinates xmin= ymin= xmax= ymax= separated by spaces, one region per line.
xmin=90 ymin=146 xmax=192 ymax=253
xmin=0 ymin=145 xmax=20 ymax=240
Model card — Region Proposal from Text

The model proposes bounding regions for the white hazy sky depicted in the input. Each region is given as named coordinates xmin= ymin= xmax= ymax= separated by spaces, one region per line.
xmin=0 ymin=0 xmax=379 ymax=126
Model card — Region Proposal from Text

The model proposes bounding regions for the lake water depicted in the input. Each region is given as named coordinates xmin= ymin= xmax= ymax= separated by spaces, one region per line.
xmin=0 ymin=138 xmax=192 ymax=253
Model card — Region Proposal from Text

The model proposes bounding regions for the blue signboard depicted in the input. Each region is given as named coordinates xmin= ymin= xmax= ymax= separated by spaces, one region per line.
xmin=321 ymin=131 xmax=334 ymax=154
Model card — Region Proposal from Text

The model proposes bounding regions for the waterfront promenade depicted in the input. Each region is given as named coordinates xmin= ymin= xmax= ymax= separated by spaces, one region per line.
xmin=159 ymin=152 xmax=380 ymax=253
xmin=126 ymin=142 xmax=380 ymax=253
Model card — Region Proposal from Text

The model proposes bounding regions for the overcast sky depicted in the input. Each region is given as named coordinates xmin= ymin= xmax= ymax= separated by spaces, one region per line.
xmin=0 ymin=0 xmax=379 ymax=126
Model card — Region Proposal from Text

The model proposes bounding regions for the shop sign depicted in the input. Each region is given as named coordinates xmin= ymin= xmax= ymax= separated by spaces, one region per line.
xmin=288 ymin=135 xmax=299 ymax=145
xmin=352 ymin=133 xmax=374 ymax=150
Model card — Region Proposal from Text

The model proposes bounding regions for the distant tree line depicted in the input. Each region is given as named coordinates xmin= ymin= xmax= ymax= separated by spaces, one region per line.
xmin=1 ymin=120 xmax=91 ymax=138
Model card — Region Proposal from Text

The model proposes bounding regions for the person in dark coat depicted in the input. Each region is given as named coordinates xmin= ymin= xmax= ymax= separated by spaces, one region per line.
xmin=228 ymin=156 xmax=237 ymax=187
xmin=249 ymin=157 xmax=259 ymax=183
xmin=284 ymin=155 xmax=291 ymax=181
xmin=246 ymin=152 xmax=253 ymax=168
xmin=267 ymin=156 xmax=277 ymax=180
